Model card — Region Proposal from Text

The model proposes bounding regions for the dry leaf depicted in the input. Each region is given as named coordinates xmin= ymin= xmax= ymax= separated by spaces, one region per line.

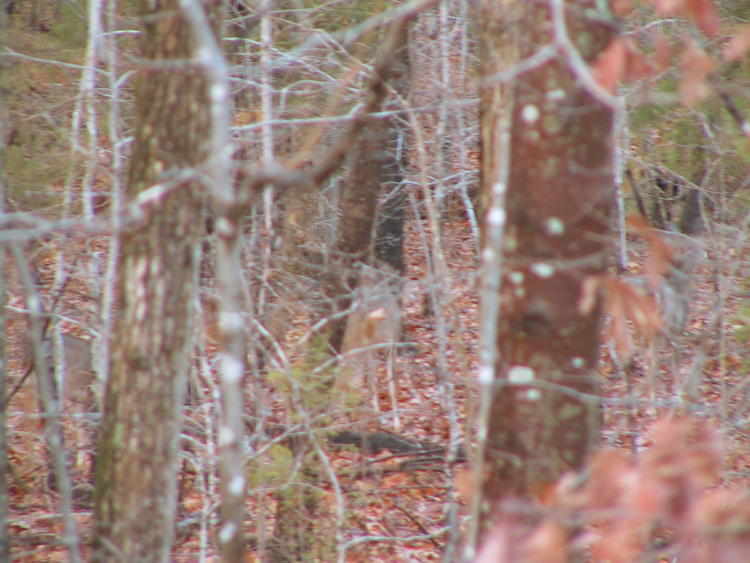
xmin=623 ymin=38 xmax=656 ymax=80
xmin=684 ymin=0 xmax=721 ymax=38
xmin=593 ymin=38 xmax=627 ymax=93
xmin=680 ymin=38 xmax=715 ymax=106
xmin=653 ymin=0 xmax=685 ymax=15
xmin=653 ymin=31 xmax=674 ymax=69
xmin=627 ymin=213 xmax=674 ymax=287
xmin=653 ymin=0 xmax=720 ymax=37
xmin=592 ymin=38 xmax=655 ymax=93
xmin=601 ymin=276 xmax=662 ymax=359
xmin=612 ymin=0 xmax=634 ymax=16
xmin=523 ymin=520 xmax=567 ymax=563
xmin=724 ymin=25 xmax=750 ymax=61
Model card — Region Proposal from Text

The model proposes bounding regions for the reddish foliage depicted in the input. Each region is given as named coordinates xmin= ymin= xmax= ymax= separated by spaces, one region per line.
xmin=627 ymin=213 xmax=674 ymax=288
xmin=592 ymin=38 xmax=655 ymax=93
xmin=653 ymin=30 xmax=674 ymax=69
xmin=679 ymin=38 xmax=716 ymax=107
xmin=684 ymin=0 xmax=721 ymax=38
xmin=476 ymin=418 xmax=750 ymax=563
xmin=724 ymin=25 xmax=750 ymax=61
xmin=652 ymin=0 xmax=720 ymax=37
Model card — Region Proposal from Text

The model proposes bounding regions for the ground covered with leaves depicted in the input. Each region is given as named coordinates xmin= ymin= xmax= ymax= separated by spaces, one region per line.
xmin=7 ymin=205 xmax=750 ymax=561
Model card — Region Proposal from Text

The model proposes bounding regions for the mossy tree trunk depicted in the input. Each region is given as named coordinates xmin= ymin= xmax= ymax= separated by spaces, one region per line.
xmin=477 ymin=0 xmax=616 ymax=530
xmin=91 ymin=1 xmax=224 ymax=561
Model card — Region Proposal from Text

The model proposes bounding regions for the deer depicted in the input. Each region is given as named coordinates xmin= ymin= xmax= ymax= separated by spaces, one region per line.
xmin=337 ymin=264 xmax=403 ymax=430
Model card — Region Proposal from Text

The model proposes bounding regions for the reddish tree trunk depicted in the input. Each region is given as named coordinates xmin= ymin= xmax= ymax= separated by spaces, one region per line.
xmin=478 ymin=0 xmax=617 ymax=527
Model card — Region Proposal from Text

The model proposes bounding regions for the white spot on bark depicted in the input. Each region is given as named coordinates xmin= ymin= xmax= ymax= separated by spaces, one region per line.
xmin=215 ymin=217 xmax=233 ymax=236
xmin=487 ymin=207 xmax=506 ymax=227
xmin=196 ymin=46 xmax=212 ymax=64
xmin=572 ymin=357 xmax=585 ymax=368
xmin=548 ymin=89 xmax=566 ymax=100
xmin=228 ymin=475 xmax=245 ymax=496
xmin=509 ymin=271 xmax=524 ymax=285
xmin=525 ymin=389 xmax=541 ymax=400
xmin=210 ymin=82 xmax=227 ymax=102
xmin=220 ymin=311 xmax=243 ymax=331
xmin=531 ymin=262 xmax=555 ymax=278
xmin=508 ymin=365 xmax=535 ymax=384
xmin=477 ymin=425 xmax=487 ymax=441
xmin=218 ymin=522 xmax=237 ymax=544
xmin=482 ymin=247 xmax=494 ymax=262
xmin=522 ymin=104 xmax=540 ymax=124
xmin=221 ymin=354 xmax=242 ymax=385
xmin=218 ymin=426 xmax=235 ymax=447
xmin=222 ymin=355 xmax=243 ymax=384
xmin=546 ymin=217 xmax=565 ymax=235
xmin=492 ymin=181 xmax=506 ymax=195
xmin=478 ymin=365 xmax=494 ymax=385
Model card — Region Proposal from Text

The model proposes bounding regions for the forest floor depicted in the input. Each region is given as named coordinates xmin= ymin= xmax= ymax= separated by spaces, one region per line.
xmin=6 ymin=206 xmax=750 ymax=562
xmin=4 ymin=6 xmax=750 ymax=561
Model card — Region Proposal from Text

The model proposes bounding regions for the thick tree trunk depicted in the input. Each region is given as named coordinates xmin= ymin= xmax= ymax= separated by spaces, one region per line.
xmin=374 ymin=40 xmax=410 ymax=275
xmin=478 ymin=0 xmax=616 ymax=529
xmin=92 ymin=1 xmax=223 ymax=561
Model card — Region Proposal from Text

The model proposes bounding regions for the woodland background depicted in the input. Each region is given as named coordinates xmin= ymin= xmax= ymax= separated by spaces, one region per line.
xmin=2 ymin=0 xmax=750 ymax=562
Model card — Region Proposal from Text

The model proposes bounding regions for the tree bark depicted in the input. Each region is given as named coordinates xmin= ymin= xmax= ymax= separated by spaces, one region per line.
xmin=477 ymin=0 xmax=616 ymax=531
xmin=92 ymin=1 xmax=223 ymax=560
xmin=373 ymin=39 xmax=410 ymax=275
xmin=0 ymin=6 xmax=9 ymax=554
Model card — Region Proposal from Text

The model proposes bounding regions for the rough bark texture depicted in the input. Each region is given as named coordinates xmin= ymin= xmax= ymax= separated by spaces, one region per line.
xmin=373 ymin=40 xmax=410 ymax=275
xmin=0 ymin=5 xmax=9 ymax=554
xmin=91 ymin=1 xmax=222 ymax=560
xmin=478 ymin=0 xmax=616 ymax=525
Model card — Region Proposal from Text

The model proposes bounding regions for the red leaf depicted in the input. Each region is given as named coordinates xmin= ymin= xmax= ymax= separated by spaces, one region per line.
xmin=623 ymin=39 xmax=656 ymax=81
xmin=592 ymin=39 xmax=654 ymax=91
xmin=593 ymin=38 xmax=627 ymax=93
xmin=653 ymin=0 xmax=684 ymax=15
xmin=652 ymin=0 xmax=720 ymax=37
xmin=679 ymin=38 xmax=715 ymax=107
xmin=684 ymin=0 xmax=721 ymax=38
xmin=653 ymin=30 xmax=674 ymax=69
xmin=724 ymin=25 xmax=750 ymax=61
xmin=612 ymin=0 xmax=634 ymax=16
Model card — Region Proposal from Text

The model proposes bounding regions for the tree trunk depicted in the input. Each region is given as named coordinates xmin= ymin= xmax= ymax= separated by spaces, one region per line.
xmin=374 ymin=39 xmax=410 ymax=275
xmin=477 ymin=0 xmax=616 ymax=530
xmin=92 ymin=1 xmax=222 ymax=560
xmin=0 ymin=5 xmax=9 ymax=554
